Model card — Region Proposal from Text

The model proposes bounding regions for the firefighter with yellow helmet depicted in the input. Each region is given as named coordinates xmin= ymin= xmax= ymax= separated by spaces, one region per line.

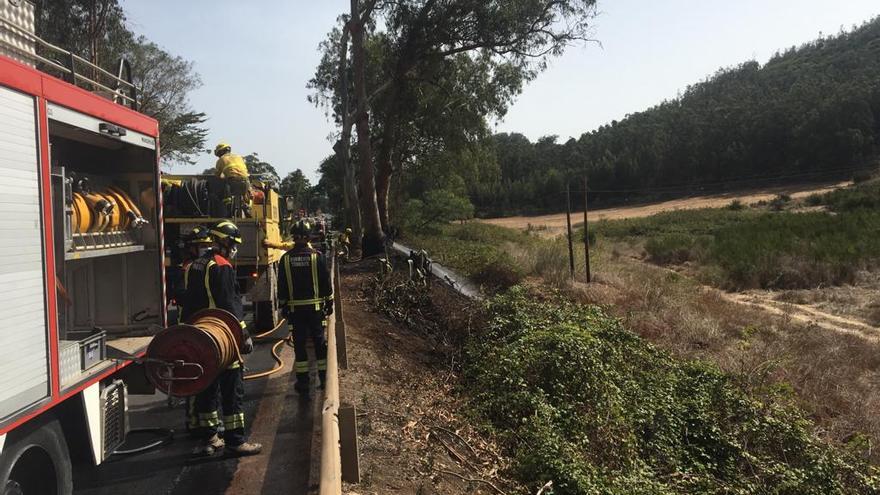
xmin=181 ymin=221 xmax=261 ymax=457
xmin=214 ymin=142 xmax=251 ymax=217
xmin=277 ymin=220 xmax=333 ymax=395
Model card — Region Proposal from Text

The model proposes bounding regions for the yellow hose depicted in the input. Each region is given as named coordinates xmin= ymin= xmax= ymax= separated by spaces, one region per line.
xmin=243 ymin=317 xmax=289 ymax=380
xmin=243 ymin=337 xmax=289 ymax=381
xmin=193 ymin=314 xmax=243 ymax=368
xmin=252 ymin=317 xmax=287 ymax=339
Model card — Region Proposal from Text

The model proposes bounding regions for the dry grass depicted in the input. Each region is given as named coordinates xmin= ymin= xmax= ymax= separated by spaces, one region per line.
xmin=562 ymin=244 xmax=880 ymax=461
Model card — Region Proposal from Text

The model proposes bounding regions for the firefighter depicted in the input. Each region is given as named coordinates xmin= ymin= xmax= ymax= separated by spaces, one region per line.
xmin=337 ymin=228 xmax=352 ymax=259
xmin=277 ymin=220 xmax=333 ymax=395
xmin=179 ymin=226 xmax=215 ymax=435
xmin=213 ymin=142 xmax=251 ymax=217
xmin=181 ymin=220 xmax=262 ymax=457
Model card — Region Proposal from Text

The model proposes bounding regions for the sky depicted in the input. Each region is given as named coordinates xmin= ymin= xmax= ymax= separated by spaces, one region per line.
xmin=120 ymin=0 xmax=880 ymax=182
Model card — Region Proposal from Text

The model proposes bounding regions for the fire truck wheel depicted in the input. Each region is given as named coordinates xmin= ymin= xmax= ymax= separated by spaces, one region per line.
xmin=0 ymin=419 xmax=72 ymax=495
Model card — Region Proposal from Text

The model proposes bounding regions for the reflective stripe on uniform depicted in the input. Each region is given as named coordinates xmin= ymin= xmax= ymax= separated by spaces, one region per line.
xmin=316 ymin=359 xmax=327 ymax=371
xmin=284 ymin=254 xmax=295 ymax=305
xmin=223 ymin=412 xmax=245 ymax=430
xmin=310 ymin=253 xmax=320 ymax=310
xmin=287 ymin=297 xmax=326 ymax=308
xmin=295 ymin=361 xmax=309 ymax=373
xmin=204 ymin=260 xmax=217 ymax=308
xmin=198 ymin=411 xmax=220 ymax=427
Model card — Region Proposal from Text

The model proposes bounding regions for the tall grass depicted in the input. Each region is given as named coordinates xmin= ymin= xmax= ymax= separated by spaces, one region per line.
xmin=594 ymin=205 xmax=880 ymax=290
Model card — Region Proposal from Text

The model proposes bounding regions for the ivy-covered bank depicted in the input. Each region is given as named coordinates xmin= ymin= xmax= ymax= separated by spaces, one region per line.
xmin=464 ymin=287 xmax=879 ymax=494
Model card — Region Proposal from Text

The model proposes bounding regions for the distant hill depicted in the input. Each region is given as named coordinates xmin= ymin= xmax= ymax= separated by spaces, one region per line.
xmin=470 ymin=17 xmax=880 ymax=216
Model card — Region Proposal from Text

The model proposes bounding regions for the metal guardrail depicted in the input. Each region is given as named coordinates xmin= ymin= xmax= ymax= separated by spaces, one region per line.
xmin=319 ymin=258 xmax=343 ymax=494
xmin=0 ymin=17 xmax=138 ymax=109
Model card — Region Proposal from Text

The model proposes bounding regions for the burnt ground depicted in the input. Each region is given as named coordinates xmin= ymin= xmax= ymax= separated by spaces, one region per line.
xmin=73 ymin=321 xmax=323 ymax=495
xmin=337 ymin=259 xmax=520 ymax=495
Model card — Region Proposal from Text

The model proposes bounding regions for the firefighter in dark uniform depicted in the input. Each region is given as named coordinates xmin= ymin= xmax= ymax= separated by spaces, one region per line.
xmin=180 ymin=221 xmax=262 ymax=456
xmin=179 ymin=225 xmax=215 ymax=435
xmin=277 ymin=220 xmax=333 ymax=395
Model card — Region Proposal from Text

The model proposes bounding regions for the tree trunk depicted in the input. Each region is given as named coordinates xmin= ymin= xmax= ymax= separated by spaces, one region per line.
xmin=334 ymin=21 xmax=362 ymax=250
xmin=375 ymin=118 xmax=397 ymax=233
xmin=350 ymin=0 xmax=385 ymax=256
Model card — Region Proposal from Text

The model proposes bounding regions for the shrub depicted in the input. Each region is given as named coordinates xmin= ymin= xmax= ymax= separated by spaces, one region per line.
xmin=769 ymin=194 xmax=791 ymax=211
xmin=727 ymin=199 xmax=745 ymax=210
xmin=823 ymin=181 xmax=880 ymax=212
xmin=804 ymin=193 xmax=824 ymax=206
xmin=465 ymin=287 xmax=880 ymax=494
xmin=471 ymin=257 xmax=525 ymax=291
xmin=645 ymin=234 xmax=705 ymax=264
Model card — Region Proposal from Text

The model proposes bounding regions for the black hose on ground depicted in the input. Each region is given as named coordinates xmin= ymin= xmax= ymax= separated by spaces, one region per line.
xmin=111 ymin=427 xmax=175 ymax=456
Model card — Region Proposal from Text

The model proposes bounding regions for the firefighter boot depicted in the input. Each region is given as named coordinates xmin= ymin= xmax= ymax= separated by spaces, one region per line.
xmin=192 ymin=433 xmax=224 ymax=457
xmin=227 ymin=441 xmax=263 ymax=456
xmin=294 ymin=373 xmax=310 ymax=395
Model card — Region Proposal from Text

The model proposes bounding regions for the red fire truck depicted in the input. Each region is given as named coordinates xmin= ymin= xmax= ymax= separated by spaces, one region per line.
xmin=0 ymin=3 xmax=165 ymax=494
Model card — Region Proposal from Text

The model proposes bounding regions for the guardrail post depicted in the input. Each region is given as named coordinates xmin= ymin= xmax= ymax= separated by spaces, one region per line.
xmin=339 ymin=405 xmax=360 ymax=483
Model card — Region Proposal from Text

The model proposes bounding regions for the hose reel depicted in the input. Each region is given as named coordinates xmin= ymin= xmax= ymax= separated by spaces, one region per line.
xmin=71 ymin=183 xmax=148 ymax=234
xmin=144 ymin=308 xmax=245 ymax=397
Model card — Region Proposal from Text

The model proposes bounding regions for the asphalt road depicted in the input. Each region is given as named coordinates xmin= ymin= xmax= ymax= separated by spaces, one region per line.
xmin=73 ymin=325 xmax=323 ymax=495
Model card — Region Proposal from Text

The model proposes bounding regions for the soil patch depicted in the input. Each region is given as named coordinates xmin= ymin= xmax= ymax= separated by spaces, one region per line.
xmin=338 ymin=261 xmax=517 ymax=495
xmin=481 ymin=181 xmax=849 ymax=236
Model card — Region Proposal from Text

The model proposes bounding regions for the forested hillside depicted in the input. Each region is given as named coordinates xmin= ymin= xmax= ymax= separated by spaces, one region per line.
xmin=470 ymin=17 xmax=880 ymax=216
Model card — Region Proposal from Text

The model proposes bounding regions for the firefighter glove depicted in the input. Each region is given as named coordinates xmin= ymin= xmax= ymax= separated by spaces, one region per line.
xmin=242 ymin=336 xmax=254 ymax=355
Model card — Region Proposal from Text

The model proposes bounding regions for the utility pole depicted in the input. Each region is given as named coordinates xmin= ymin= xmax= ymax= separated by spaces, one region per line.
xmin=565 ymin=181 xmax=575 ymax=278
xmin=583 ymin=176 xmax=592 ymax=283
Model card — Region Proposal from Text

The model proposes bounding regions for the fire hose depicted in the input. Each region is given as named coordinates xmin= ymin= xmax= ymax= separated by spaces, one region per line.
xmin=71 ymin=186 xmax=148 ymax=234
xmin=243 ymin=317 xmax=289 ymax=381
xmin=146 ymin=309 xmax=294 ymax=394
xmin=145 ymin=308 xmax=244 ymax=397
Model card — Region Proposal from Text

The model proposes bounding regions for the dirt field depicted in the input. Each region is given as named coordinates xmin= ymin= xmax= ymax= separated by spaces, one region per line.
xmin=338 ymin=261 xmax=518 ymax=495
xmin=480 ymin=181 xmax=850 ymax=235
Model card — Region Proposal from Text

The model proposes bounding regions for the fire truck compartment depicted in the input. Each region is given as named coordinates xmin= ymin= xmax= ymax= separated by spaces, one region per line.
xmin=0 ymin=84 xmax=50 ymax=421
xmin=48 ymin=107 xmax=162 ymax=388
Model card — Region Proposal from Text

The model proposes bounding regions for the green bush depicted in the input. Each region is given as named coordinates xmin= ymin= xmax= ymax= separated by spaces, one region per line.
xmin=406 ymin=222 xmax=536 ymax=287
xmin=823 ymin=181 xmax=880 ymax=212
xmin=727 ymin=199 xmax=745 ymax=211
xmin=465 ymin=287 xmax=880 ymax=494
xmin=645 ymin=234 xmax=706 ymax=264
xmin=595 ymin=203 xmax=880 ymax=290
xmin=804 ymin=193 xmax=824 ymax=206
xmin=708 ymin=211 xmax=880 ymax=289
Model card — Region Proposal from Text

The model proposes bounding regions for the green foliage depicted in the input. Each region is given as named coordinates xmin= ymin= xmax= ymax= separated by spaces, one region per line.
xmin=467 ymin=18 xmax=880 ymax=216
xmin=34 ymin=2 xmax=208 ymax=165
xmin=822 ymin=180 xmax=880 ymax=211
xmin=596 ymin=204 xmax=880 ymax=290
xmin=401 ymin=189 xmax=475 ymax=232
xmin=645 ymin=234 xmax=706 ymax=264
xmin=707 ymin=211 xmax=880 ymax=289
xmin=726 ymin=200 xmax=745 ymax=211
xmin=594 ymin=209 xmax=759 ymax=240
xmin=406 ymin=223 xmax=535 ymax=291
xmin=804 ymin=193 xmax=824 ymax=206
xmin=465 ymin=287 xmax=880 ymax=493
xmin=125 ymin=36 xmax=207 ymax=164
xmin=243 ymin=153 xmax=281 ymax=185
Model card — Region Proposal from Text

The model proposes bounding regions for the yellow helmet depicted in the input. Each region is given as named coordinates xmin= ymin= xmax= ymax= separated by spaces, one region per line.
xmin=214 ymin=142 xmax=232 ymax=157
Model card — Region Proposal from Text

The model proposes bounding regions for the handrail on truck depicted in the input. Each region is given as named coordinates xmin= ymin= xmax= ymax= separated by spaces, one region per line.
xmin=0 ymin=16 xmax=139 ymax=109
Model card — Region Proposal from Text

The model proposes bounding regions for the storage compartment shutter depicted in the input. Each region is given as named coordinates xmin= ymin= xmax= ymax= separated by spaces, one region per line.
xmin=0 ymin=85 xmax=49 ymax=419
